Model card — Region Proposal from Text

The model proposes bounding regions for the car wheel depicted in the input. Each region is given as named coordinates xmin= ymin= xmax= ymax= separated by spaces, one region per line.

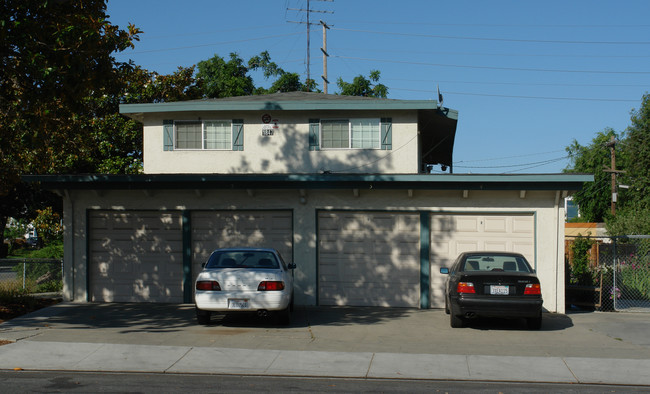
xmin=527 ymin=313 xmax=542 ymax=330
xmin=450 ymin=306 xmax=464 ymax=328
xmin=196 ymin=308 xmax=211 ymax=325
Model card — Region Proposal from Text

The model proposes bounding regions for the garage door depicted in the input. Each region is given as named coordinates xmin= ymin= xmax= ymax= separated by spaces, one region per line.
xmin=429 ymin=214 xmax=534 ymax=307
xmin=318 ymin=211 xmax=421 ymax=307
xmin=191 ymin=211 xmax=293 ymax=281
xmin=89 ymin=211 xmax=183 ymax=302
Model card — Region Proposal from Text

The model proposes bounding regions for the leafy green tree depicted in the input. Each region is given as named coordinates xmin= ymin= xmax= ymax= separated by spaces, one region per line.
xmin=337 ymin=70 xmax=388 ymax=98
xmin=196 ymin=53 xmax=255 ymax=98
xmin=198 ymin=51 xmax=316 ymax=97
xmin=620 ymin=94 xmax=650 ymax=208
xmin=564 ymin=128 xmax=624 ymax=222
xmin=0 ymin=0 xmax=140 ymax=245
xmin=606 ymin=94 xmax=650 ymax=235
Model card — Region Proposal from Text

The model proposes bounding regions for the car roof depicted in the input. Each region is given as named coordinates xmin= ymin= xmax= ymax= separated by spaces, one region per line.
xmin=460 ymin=251 xmax=525 ymax=257
xmin=212 ymin=247 xmax=279 ymax=253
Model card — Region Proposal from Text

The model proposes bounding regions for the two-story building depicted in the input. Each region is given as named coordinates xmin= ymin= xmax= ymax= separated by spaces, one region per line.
xmin=27 ymin=92 xmax=592 ymax=313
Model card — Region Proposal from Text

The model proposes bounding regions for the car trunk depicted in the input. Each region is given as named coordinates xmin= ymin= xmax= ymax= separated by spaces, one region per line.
xmin=460 ymin=272 xmax=539 ymax=296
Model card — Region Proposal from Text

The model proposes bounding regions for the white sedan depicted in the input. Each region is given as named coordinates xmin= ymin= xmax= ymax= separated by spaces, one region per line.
xmin=194 ymin=248 xmax=295 ymax=325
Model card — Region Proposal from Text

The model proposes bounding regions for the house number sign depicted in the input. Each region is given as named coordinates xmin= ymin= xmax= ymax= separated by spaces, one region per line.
xmin=261 ymin=114 xmax=279 ymax=136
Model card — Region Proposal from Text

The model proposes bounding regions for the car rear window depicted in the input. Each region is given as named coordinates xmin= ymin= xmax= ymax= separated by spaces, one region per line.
xmin=461 ymin=255 xmax=532 ymax=273
xmin=205 ymin=251 xmax=280 ymax=269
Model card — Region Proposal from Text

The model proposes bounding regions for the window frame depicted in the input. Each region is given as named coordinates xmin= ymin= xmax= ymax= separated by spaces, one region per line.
xmin=319 ymin=118 xmax=382 ymax=150
xmin=174 ymin=119 xmax=233 ymax=151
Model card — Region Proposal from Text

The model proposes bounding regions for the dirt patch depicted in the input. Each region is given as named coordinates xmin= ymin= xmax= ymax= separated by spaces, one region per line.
xmin=0 ymin=340 xmax=13 ymax=346
xmin=0 ymin=297 xmax=60 ymax=325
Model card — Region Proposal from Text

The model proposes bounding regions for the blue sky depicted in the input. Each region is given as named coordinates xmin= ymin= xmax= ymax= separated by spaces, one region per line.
xmin=106 ymin=0 xmax=650 ymax=174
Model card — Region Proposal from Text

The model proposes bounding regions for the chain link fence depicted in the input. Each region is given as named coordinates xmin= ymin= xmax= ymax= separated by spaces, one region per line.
xmin=0 ymin=259 xmax=63 ymax=293
xmin=566 ymin=235 xmax=650 ymax=312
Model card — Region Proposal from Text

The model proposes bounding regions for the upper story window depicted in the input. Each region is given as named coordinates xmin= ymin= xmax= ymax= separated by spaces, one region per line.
xmin=163 ymin=119 xmax=244 ymax=151
xmin=175 ymin=120 xmax=231 ymax=150
xmin=321 ymin=119 xmax=380 ymax=149
xmin=310 ymin=117 xmax=392 ymax=151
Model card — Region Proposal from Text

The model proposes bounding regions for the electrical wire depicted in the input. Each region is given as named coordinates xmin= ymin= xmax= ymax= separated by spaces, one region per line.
xmin=331 ymin=55 xmax=650 ymax=75
xmin=331 ymin=27 xmax=650 ymax=45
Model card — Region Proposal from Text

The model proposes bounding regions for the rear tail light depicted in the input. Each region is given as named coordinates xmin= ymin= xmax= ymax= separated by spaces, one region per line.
xmin=524 ymin=283 xmax=541 ymax=295
xmin=457 ymin=282 xmax=475 ymax=294
xmin=258 ymin=281 xmax=285 ymax=291
xmin=196 ymin=280 xmax=221 ymax=291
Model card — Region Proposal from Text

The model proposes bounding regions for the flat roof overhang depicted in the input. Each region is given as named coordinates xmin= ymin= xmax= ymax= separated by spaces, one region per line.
xmin=23 ymin=173 xmax=593 ymax=192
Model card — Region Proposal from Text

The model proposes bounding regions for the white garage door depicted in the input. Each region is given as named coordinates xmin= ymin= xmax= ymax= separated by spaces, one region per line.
xmin=191 ymin=211 xmax=293 ymax=282
xmin=89 ymin=211 xmax=183 ymax=302
xmin=318 ymin=211 xmax=421 ymax=307
xmin=429 ymin=213 xmax=534 ymax=307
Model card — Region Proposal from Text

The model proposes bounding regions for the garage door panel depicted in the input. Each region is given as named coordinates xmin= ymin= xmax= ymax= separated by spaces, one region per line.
xmin=191 ymin=211 xmax=293 ymax=284
xmin=318 ymin=212 xmax=420 ymax=308
xmin=429 ymin=214 xmax=534 ymax=308
xmin=90 ymin=211 xmax=183 ymax=303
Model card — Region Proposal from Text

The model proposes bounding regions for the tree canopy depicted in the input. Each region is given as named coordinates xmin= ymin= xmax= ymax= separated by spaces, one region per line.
xmin=564 ymin=93 xmax=650 ymax=235
xmin=336 ymin=70 xmax=388 ymax=98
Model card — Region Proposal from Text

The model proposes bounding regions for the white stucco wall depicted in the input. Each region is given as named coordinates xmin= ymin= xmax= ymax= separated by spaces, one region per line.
xmin=61 ymin=188 xmax=566 ymax=313
xmin=142 ymin=110 xmax=420 ymax=174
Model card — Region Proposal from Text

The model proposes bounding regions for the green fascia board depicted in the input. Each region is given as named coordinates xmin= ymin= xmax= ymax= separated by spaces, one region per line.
xmin=23 ymin=173 xmax=593 ymax=191
xmin=120 ymin=100 xmax=454 ymax=116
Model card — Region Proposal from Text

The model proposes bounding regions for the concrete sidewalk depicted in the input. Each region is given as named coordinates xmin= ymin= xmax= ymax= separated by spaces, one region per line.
xmin=1 ymin=303 xmax=650 ymax=385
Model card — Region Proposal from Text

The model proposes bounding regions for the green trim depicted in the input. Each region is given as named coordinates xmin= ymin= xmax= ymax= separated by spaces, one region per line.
xmin=182 ymin=210 xmax=192 ymax=303
xmin=163 ymin=120 xmax=174 ymax=151
xmin=24 ymin=173 xmax=594 ymax=192
xmin=419 ymin=212 xmax=430 ymax=309
xmin=85 ymin=209 xmax=90 ymax=302
xmin=380 ymin=118 xmax=392 ymax=150
xmin=120 ymin=99 xmax=443 ymax=114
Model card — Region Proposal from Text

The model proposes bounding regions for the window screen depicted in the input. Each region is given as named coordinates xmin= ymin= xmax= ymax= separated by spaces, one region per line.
xmin=204 ymin=121 xmax=231 ymax=149
xmin=351 ymin=118 xmax=380 ymax=149
xmin=175 ymin=121 xmax=202 ymax=149
xmin=321 ymin=120 xmax=349 ymax=148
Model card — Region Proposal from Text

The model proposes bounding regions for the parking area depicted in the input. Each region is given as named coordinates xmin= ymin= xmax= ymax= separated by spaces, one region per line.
xmin=2 ymin=303 xmax=650 ymax=360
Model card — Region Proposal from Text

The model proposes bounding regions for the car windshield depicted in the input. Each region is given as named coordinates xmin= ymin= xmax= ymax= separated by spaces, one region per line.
xmin=205 ymin=251 xmax=280 ymax=269
xmin=460 ymin=254 xmax=532 ymax=273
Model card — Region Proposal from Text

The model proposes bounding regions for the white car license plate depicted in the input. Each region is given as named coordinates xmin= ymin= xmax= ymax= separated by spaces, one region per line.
xmin=228 ymin=299 xmax=249 ymax=309
xmin=490 ymin=285 xmax=509 ymax=295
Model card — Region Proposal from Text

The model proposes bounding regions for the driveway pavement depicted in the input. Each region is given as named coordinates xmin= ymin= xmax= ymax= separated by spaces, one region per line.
xmin=1 ymin=303 xmax=650 ymax=385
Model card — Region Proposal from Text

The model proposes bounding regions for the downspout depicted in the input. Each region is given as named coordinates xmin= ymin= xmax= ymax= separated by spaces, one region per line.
xmin=64 ymin=190 xmax=74 ymax=302
xmin=554 ymin=190 xmax=562 ymax=313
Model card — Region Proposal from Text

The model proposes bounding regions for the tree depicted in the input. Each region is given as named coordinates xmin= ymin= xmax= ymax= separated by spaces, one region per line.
xmin=196 ymin=53 xmax=255 ymax=98
xmin=197 ymin=51 xmax=316 ymax=97
xmin=606 ymin=94 xmax=650 ymax=235
xmin=620 ymin=94 xmax=650 ymax=208
xmin=564 ymin=128 xmax=623 ymax=222
xmin=337 ymin=70 xmax=388 ymax=98
xmin=0 ymin=0 xmax=140 ymax=245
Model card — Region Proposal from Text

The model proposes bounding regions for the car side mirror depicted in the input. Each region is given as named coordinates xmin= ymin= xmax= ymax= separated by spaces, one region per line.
xmin=288 ymin=263 xmax=296 ymax=270
xmin=440 ymin=267 xmax=449 ymax=274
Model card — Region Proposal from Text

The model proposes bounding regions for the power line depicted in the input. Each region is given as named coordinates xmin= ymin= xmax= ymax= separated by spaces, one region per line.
xmin=113 ymin=32 xmax=304 ymax=55
xmin=332 ymin=20 xmax=650 ymax=29
xmin=387 ymin=87 xmax=640 ymax=102
xmin=331 ymin=27 xmax=650 ymax=45
xmin=454 ymin=156 xmax=569 ymax=169
xmin=332 ymin=55 xmax=650 ymax=75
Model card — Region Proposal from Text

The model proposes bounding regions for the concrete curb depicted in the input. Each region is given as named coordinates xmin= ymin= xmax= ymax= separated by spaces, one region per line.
xmin=1 ymin=341 xmax=649 ymax=385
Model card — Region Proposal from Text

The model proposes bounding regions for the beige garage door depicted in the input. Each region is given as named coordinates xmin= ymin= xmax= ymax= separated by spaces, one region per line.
xmin=191 ymin=211 xmax=293 ymax=281
xmin=318 ymin=211 xmax=421 ymax=307
xmin=89 ymin=211 xmax=183 ymax=302
xmin=429 ymin=213 xmax=534 ymax=307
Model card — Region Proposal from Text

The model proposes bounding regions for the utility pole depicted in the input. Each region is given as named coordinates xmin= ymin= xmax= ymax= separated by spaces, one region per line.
xmin=603 ymin=136 xmax=625 ymax=216
xmin=321 ymin=20 xmax=330 ymax=94
xmin=286 ymin=1 xmax=332 ymax=90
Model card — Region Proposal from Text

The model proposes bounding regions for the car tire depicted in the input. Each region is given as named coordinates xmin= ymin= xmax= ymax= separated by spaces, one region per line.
xmin=444 ymin=297 xmax=450 ymax=315
xmin=450 ymin=306 xmax=464 ymax=328
xmin=196 ymin=308 xmax=211 ymax=325
xmin=527 ymin=313 xmax=542 ymax=330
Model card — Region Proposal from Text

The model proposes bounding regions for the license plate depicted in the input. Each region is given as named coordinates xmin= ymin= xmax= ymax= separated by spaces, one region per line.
xmin=490 ymin=285 xmax=509 ymax=295
xmin=228 ymin=299 xmax=249 ymax=309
